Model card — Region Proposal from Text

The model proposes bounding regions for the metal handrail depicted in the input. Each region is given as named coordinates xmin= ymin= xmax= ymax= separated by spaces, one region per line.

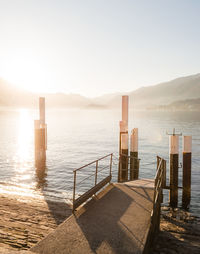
xmin=73 ymin=153 xmax=113 ymax=211
xmin=76 ymin=165 xmax=110 ymax=186
xmin=150 ymin=156 xmax=166 ymax=236
xmin=74 ymin=153 xmax=113 ymax=172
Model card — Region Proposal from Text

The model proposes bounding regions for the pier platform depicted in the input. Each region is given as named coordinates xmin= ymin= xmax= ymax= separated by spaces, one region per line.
xmin=31 ymin=179 xmax=155 ymax=254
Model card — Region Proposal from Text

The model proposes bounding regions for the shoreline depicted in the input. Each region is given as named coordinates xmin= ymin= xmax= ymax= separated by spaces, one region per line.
xmin=0 ymin=193 xmax=200 ymax=253
xmin=0 ymin=193 xmax=72 ymax=251
xmin=150 ymin=206 xmax=200 ymax=254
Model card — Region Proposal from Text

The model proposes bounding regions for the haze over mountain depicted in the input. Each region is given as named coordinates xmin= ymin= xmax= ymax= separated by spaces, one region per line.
xmin=0 ymin=78 xmax=36 ymax=107
xmin=0 ymin=73 xmax=200 ymax=110
xmin=106 ymin=73 xmax=200 ymax=109
xmin=0 ymin=78 xmax=90 ymax=108
xmin=132 ymin=73 xmax=200 ymax=107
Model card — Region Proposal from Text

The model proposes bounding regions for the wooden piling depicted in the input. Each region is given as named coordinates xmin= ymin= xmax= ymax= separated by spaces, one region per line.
xmin=121 ymin=133 xmax=129 ymax=182
xmin=182 ymin=136 xmax=192 ymax=209
xmin=169 ymin=135 xmax=179 ymax=208
xmin=118 ymin=121 xmax=127 ymax=182
xmin=34 ymin=97 xmax=47 ymax=167
xmin=118 ymin=95 xmax=129 ymax=183
xmin=34 ymin=120 xmax=46 ymax=167
xmin=34 ymin=120 xmax=41 ymax=151
xmin=130 ymin=128 xmax=139 ymax=180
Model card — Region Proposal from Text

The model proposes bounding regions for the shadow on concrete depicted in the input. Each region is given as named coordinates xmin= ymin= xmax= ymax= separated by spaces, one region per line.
xmin=75 ymin=184 xmax=152 ymax=253
xmin=125 ymin=184 xmax=154 ymax=202
xmin=35 ymin=161 xmax=72 ymax=225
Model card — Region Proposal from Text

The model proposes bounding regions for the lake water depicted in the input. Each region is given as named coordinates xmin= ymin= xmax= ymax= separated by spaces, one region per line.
xmin=0 ymin=108 xmax=199 ymax=215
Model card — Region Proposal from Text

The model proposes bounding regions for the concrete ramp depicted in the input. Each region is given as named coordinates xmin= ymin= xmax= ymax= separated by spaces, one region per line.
xmin=31 ymin=179 xmax=154 ymax=254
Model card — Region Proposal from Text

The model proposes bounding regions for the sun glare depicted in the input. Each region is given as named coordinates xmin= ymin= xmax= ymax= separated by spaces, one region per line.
xmin=0 ymin=51 xmax=51 ymax=93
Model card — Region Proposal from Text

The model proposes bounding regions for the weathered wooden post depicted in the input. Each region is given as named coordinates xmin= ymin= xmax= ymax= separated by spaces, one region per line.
xmin=121 ymin=133 xmax=129 ymax=181
xmin=118 ymin=95 xmax=129 ymax=182
xmin=169 ymin=134 xmax=179 ymax=208
xmin=182 ymin=136 xmax=192 ymax=209
xmin=118 ymin=121 xmax=126 ymax=182
xmin=34 ymin=122 xmax=46 ymax=167
xmin=34 ymin=97 xmax=47 ymax=167
xmin=34 ymin=120 xmax=41 ymax=153
xmin=130 ymin=128 xmax=139 ymax=180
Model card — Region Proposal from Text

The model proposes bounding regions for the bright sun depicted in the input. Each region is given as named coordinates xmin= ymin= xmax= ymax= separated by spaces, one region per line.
xmin=0 ymin=50 xmax=53 ymax=93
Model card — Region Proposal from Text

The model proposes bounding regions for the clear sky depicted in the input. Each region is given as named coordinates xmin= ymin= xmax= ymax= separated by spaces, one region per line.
xmin=0 ymin=0 xmax=200 ymax=97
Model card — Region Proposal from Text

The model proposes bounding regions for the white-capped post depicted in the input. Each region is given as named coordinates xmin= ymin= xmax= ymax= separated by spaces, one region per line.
xmin=39 ymin=97 xmax=47 ymax=150
xmin=130 ymin=128 xmax=139 ymax=180
xmin=118 ymin=96 xmax=129 ymax=182
xmin=122 ymin=95 xmax=128 ymax=132
xmin=169 ymin=135 xmax=179 ymax=208
xmin=39 ymin=97 xmax=45 ymax=125
xmin=182 ymin=136 xmax=192 ymax=209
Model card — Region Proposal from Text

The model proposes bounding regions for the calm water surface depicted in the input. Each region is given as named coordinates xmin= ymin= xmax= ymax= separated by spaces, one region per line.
xmin=0 ymin=109 xmax=199 ymax=215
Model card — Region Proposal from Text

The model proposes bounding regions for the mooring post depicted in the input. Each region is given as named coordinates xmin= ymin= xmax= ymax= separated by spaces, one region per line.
xmin=130 ymin=128 xmax=139 ymax=180
xmin=118 ymin=95 xmax=129 ymax=182
xmin=39 ymin=97 xmax=47 ymax=150
xmin=34 ymin=97 xmax=47 ymax=167
xmin=34 ymin=120 xmax=41 ymax=152
xmin=182 ymin=136 xmax=192 ymax=209
xmin=121 ymin=133 xmax=129 ymax=182
xmin=34 ymin=120 xmax=46 ymax=166
xmin=169 ymin=134 xmax=179 ymax=208
xmin=118 ymin=121 xmax=126 ymax=182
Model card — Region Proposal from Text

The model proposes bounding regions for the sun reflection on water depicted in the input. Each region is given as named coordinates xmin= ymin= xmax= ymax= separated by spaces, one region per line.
xmin=12 ymin=108 xmax=35 ymax=192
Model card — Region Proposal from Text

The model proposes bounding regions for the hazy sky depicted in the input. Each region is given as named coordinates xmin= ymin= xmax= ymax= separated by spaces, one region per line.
xmin=0 ymin=0 xmax=200 ymax=97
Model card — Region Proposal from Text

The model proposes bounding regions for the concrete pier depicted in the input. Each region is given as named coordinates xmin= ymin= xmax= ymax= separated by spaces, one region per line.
xmin=32 ymin=179 xmax=154 ymax=254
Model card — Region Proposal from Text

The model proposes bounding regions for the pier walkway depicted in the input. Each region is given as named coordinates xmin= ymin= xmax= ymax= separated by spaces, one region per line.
xmin=31 ymin=179 xmax=155 ymax=254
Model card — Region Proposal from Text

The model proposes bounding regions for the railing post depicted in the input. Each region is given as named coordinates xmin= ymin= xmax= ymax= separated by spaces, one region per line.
xmin=95 ymin=161 xmax=98 ymax=186
xmin=162 ymin=160 xmax=166 ymax=188
xmin=73 ymin=170 xmax=76 ymax=211
xmin=161 ymin=160 xmax=164 ymax=203
xmin=156 ymin=189 xmax=161 ymax=233
xmin=155 ymin=157 xmax=159 ymax=187
xmin=110 ymin=154 xmax=113 ymax=178
xmin=156 ymin=156 xmax=159 ymax=171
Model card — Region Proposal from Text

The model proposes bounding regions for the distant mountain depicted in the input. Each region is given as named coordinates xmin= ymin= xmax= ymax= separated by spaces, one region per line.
xmin=106 ymin=73 xmax=200 ymax=110
xmin=44 ymin=93 xmax=90 ymax=108
xmin=0 ymin=78 xmax=36 ymax=107
xmin=1 ymin=73 xmax=200 ymax=110
xmin=0 ymin=78 xmax=90 ymax=108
